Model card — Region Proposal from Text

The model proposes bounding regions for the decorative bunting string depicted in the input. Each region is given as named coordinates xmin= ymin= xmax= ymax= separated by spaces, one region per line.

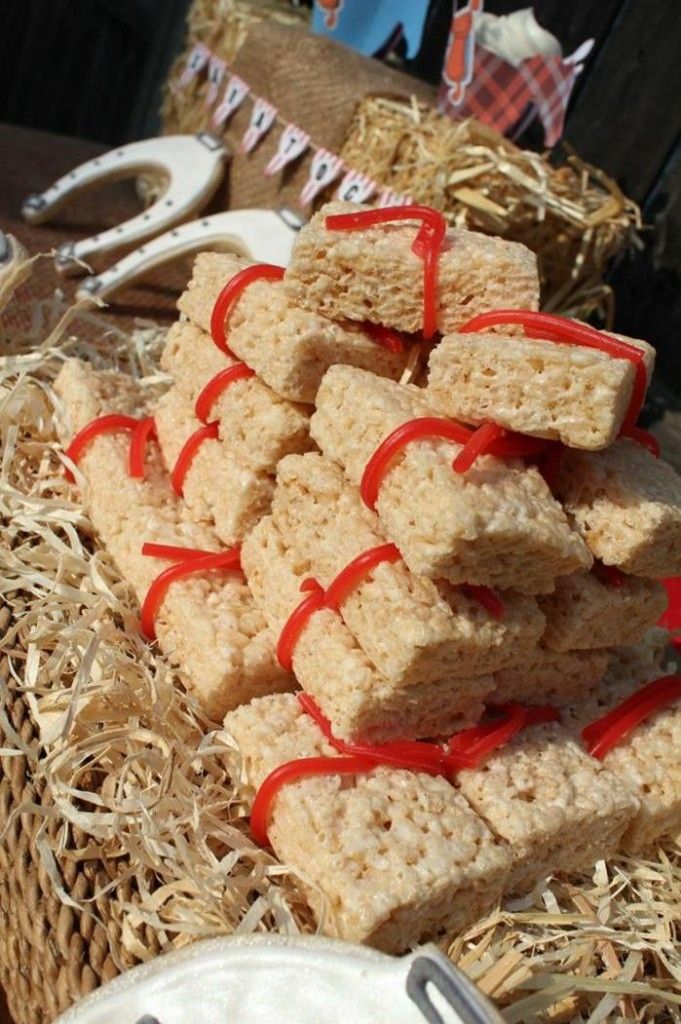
xmin=264 ymin=123 xmax=311 ymax=176
xmin=240 ymin=98 xmax=279 ymax=154
xmin=178 ymin=42 xmax=211 ymax=88
xmin=205 ymin=55 xmax=227 ymax=108
xmin=336 ymin=169 xmax=378 ymax=203
xmin=212 ymin=74 xmax=249 ymax=128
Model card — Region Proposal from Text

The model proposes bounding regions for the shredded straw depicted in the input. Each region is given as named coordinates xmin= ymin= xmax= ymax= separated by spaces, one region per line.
xmin=1 ymin=270 xmax=679 ymax=1019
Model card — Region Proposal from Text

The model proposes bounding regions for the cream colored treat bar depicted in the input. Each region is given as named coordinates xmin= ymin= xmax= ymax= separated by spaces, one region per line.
xmin=539 ymin=571 xmax=668 ymax=652
xmin=225 ymin=693 xmax=511 ymax=952
xmin=311 ymin=365 xmax=591 ymax=594
xmin=492 ymin=645 xmax=609 ymax=706
xmin=55 ymin=359 xmax=292 ymax=720
xmin=272 ymin=452 xmax=545 ymax=684
xmin=284 ymin=201 xmax=540 ymax=334
xmin=562 ymin=647 xmax=681 ymax=852
xmin=177 ymin=252 xmax=405 ymax=404
xmin=456 ymin=722 xmax=638 ymax=895
xmin=426 ymin=328 xmax=655 ymax=451
xmin=242 ymin=517 xmax=491 ymax=742
xmin=154 ymin=385 xmax=273 ymax=545
xmin=160 ymin=320 xmax=312 ymax=473
xmin=554 ymin=440 xmax=681 ymax=578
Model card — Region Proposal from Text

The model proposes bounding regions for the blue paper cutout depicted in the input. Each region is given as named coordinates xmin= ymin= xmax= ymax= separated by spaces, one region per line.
xmin=312 ymin=0 xmax=431 ymax=59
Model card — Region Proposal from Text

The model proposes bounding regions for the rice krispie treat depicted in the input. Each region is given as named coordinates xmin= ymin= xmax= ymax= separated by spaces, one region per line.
xmin=491 ymin=645 xmax=610 ymax=706
xmin=161 ymin=319 xmax=313 ymax=472
xmin=272 ymin=452 xmax=545 ymax=683
xmin=242 ymin=517 xmax=492 ymax=741
xmin=55 ymin=358 xmax=292 ymax=719
xmin=178 ymin=252 xmax=405 ymax=403
xmin=553 ymin=440 xmax=681 ymax=577
xmin=539 ymin=570 xmax=668 ymax=652
xmin=426 ymin=328 xmax=655 ymax=450
xmin=456 ymin=721 xmax=638 ymax=894
xmin=154 ymin=386 xmax=273 ymax=545
xmin=284 ymin=201 xmax=540 ymax=335
xmin=225 ymin=693 xmax=511 ymax=952
xmin=311 ymin=365 xmax=591 ymax=593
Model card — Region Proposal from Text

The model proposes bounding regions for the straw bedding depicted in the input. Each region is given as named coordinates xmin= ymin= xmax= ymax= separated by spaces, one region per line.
xmin=0 ymin=273 xmax=680 ymax=1021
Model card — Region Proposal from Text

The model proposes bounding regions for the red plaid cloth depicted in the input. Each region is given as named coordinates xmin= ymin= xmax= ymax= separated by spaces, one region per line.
xmin=440 ymin=46 xmax=578 ymax=148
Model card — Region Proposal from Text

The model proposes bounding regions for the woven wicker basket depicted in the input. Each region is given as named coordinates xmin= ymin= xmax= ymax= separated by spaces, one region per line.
xmin=0 ymin=605 xmax=144 ymax=1024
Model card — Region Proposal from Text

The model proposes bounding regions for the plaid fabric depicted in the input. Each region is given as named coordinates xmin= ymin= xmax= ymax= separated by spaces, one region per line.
xmin=440 ymin=46 xmax=577 ymax=148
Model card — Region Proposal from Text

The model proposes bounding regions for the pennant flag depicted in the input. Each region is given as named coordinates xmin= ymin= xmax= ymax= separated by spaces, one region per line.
xmin=299 ymin=149 xmax=345 ymax=206
xmin=265 ymin=123 xmax=311 ymax=176
xmin=178 ymin=42 xmax=210 ymax=88
xmin=212 ymin=75 xmax=249 ymax=128
xmin=240 ymin=98 xmax=278 ymax=154
xmin=205 ymin=55 xmax=227 ymax=107
xmin=336 ymin=169 xmax=377 ymax=203
xmin=378 ymin=188 xmax=413 ymax=207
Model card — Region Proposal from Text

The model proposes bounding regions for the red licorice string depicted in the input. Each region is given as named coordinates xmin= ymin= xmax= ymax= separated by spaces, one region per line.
xmin=659 ymin=577 xmax=681 ymax=648
xmin=461 ymin=584 xmax=505 ymax=620
xmin=459 ymin=310 xmax=648 ymax=433
xmin=140 ymin=543 xmax=242 ymax=640
xmin=323 ymin=543 xmax=401 ymax=611
xmin=64 ymin=414 xmax=140 ymax=482
xmin=363 ymin=322 xmax=406 ymax=355
xmin=582 ymin=675 xmax=681 ymax=760
xmin=360 ymin=417 xmax=548 ymax=510
xmin=593 ymin=562 xmax=627 ymax=588
xmin=128 ymin=417 xmax=157 ymax=478
xmin=276 ymin=579 xmax=326 ymax=671
xmin=448 ymin=703 xmax=559 ymax=767
xmin=170 ymin=422 xmax=219 ymax=496
xmin=452 ymin=421 xmax=507 ymax=474
xmin=194 ymin=364 xmax=256 ymax=423
xmin=325 ymin=205 xmax=447 ymax=339
xmin=210 ymin=263 xmax=285 ymax=355
xmin=250 ymin=756 xmax=377 ymax=847
xmin=620 ymin=426 xmax=660 ymax=458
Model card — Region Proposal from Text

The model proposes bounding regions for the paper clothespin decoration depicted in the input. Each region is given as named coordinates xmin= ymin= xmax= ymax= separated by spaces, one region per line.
xmin=178 ymin=42 xmax=211 ymax=88
xmin=205 ymin=56 xmax=227 ymax=107
xmin=378 ymin=188 xmax=413 ymax=207
xmin=213 ymin=75 xmax=249 ymax=128
xmin=265 ymin=124 xmax=311 ymax=176
xmin=299 ymin=149 xmax=344 ymax=206
xmin=240 ymin=98 xmax=278 ymax=155
xmin=335 ymin=169 xmax=377 ymax=203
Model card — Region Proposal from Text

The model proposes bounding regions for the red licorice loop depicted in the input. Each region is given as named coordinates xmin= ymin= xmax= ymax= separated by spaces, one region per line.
xmin=325 ymin=205 xmax=447 ymax=339
xmin=170 ymin=421 xmax=219 ymax=496
xmin=582 ymin=675 xmax=681 ymax=760
xmin=620 ymin=426 xmax=660 ymax=458
xmin=140 ymin=543 xmax=242 ymax=641
xmin=659 ymin=577 xmax=681 ymax=642
xmin=448 ymin=702 xmax=559 ymax=767
xmin=276 ymin=579 xmax=326 ymax=671
xmin=323 ymin=543 xmax=401 ymax=611
xmin=362 ymin=321 xmax=406 ymax=354
xmin=459 ymin=310 xmax=648 ymax=433
xmin=461 ymin=584 xmax=505 ymax=620
xmin=195 ymin=364 xmax=256 ymax=423
xmin=64 ymin=414 xmax=140 ymax=482
xmin=210 ymin=263 xmax=285 ymax=355
xmin=452 ymin=421 xmax=507 ymax=474
xmin=128 ymin=417 xmax=157 ymax=478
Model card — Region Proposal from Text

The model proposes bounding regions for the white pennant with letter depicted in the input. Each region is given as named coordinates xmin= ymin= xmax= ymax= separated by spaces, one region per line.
xmin=336 ymin=169 xmax=377 ymax=203
xmin=212 ymin=75 xmax=249 ymax=127
xmin=178 ymin=42 xmax=210 ymax=88
xmin=240 ymin=98 xmax=278 ymax=154
xmin=378 ymin=188 xmax=413 ymax=207
xmin=265 ymin=123 xmax=311 ymax=176
xmin=299 ymin=148 xmax=344 ymax=206
xmin=205 ymin=55 xmax=226 ymax=107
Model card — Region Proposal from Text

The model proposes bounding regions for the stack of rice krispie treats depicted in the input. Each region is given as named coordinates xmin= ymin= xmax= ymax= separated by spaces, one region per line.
xmin=56 ymin=201 xmax=681 ymax=954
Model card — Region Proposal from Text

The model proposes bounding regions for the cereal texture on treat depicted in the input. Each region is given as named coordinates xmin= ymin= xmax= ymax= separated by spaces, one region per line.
xmin=554 ymin=440 xmax=681 ymax=578
xmin=272 ymin=452 xmax=545 ymax=682
xmin=456 ymin=722 xmax=638 ymax=895
xmin=311 ymin=365 xmax=591 ymax=594
xmin=55 ymin=359 xmax=291 ymax=720
xmin=284 ymin=201 xmax=540 ymax=334
xmin=426 ymin=329 xmax=655 ymax=450
xmin=242 ymin=517 xmax=491 ymax=742
xmin=177 ymin=252 xmax=405 ymax=404
xmin=225 ymin=693 xmax=510 ymax=952
xmin=161 ymin=319 xmax=313 ymax=473
xmin=562 ymin=653 xmax=681 ymax=853
xmin=154 ymin=385 xmax=274 ymax=545
xmin=539 ymin=571 xmax=668 ymax=652
xmin=492 ymin=645 xmax=609 ymax=706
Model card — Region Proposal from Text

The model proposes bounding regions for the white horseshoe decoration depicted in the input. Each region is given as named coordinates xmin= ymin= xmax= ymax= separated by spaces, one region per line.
xmin=0 ymin=231 xmax=32 ymax=314
xmin=22 ymin=133 xmax=228 ymax=276
xmin=74 ymin=208 xmax=304 ymax=303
